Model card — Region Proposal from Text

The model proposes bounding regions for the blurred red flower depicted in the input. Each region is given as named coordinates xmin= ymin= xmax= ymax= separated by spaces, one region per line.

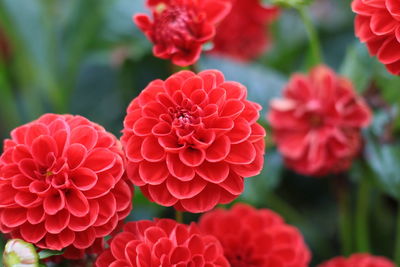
xmin=319 ymin=253 xmax=395 ymax=267
xmin=134 ymin=0 xmax=231 ymax=66
xmin=211 ymin=0 xmax=279 ymax=62
xmin=0 ymin=114 xmax=133 ymax=259
xmin=352 ymin=0 xmax=400 ymax=75
xmin=268 ymin=65 xmax=371 ymax=176
xmin=199 ymin=203 xmax=311 ymax=266
xmin=95 ymin=219 xmax=229 ymax=267
xmin=121 ymin=70 xmax=265 ymax=213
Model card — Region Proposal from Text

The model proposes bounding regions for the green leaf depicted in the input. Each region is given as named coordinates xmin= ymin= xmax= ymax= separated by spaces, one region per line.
xmin=38 ymin=249 xmax=63 ymax=259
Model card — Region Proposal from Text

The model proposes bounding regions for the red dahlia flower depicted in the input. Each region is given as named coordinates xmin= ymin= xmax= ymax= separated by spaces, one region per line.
xmin=319 ymin=253 xmax=395 ymax=267
xmin=268 ymin=65 xmax=371 ymax=176
xmin=0 ymin=114 xmax=133 ymax=259
xmin=121 ymin=70 xmax=265 ymax=213
xmin=134 ymin=0 xmax=231 ymax=66
xmin=352 ymin=0 xmax=400 ymax=75
xmin=199 ymin=203 xmax=311 ymax=267
xmin=95 ymin=219 xmax=229 ymax=267
xmin=211 ymin=0 xmax=279 ymax=62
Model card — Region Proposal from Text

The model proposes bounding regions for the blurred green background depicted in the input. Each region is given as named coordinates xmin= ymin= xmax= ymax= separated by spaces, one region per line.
xmin=0 ymin=0 xmax=399 ymax=266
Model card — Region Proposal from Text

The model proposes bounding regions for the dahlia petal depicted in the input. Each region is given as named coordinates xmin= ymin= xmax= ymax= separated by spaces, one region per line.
xmin=365 ymin=36 xmax=386 ymax=55
xmin=65 ymin=189 xmax=89 ymax=217
xmin=10 ymin=126 xmax=28 ymax=144
xmin=166 ymin=153 xmax=195 ymax=181
xmin=219 ymin=82 xmax=246 ymax=100
xmin=275 ymin=131 xmax=308 ymax=159
xmin=196 ymin=161 xmax=229 ymax=183
xmin=27 ymin=205 xmax=45 ymax=224
xmin=204 ymin=243 xmax=218 ymax=262
xmin=84 ymin=172 xmax=116 ymax=198
xmin=180 ymin=185 xmax=221 ymax=213
xmin=2 ymin=208 xmax=27 ymax=227
xmin=152 ymin=121 xmax=172 ymax=136
xmin=208 ymin=88 xmax=226 ymax=106
xmin=0 ymin=184 xmax=18 ymax=207
xmin=202 ymin=0 xmax=231 ymax=24
xmin=370 ymin=10 xmax=398 ymax=35
xmin=84 ymin=148 xmax=116 ymax=172
xmin=70 ymin=167 xmax=98 ymax=191
xmin=225 ymin=141 xmax=256 ymax=164
xmin=25 ymin=123 xmax=49 ymax=146
xmin=208 ymin=117 xmax=234 ymax=133
xmin=139 ymin=161 xmax=169 ymax=185
xmin=144 ymin=226 xmax=168 ymax=245
xmin=66 ymin=144 xmax=87 ymax=170
xmin=46 ymin=228 xmax=75 ymax=251
xmin=198 ymin=71 xmax=218 ymax=92
xmin=94 ymin=194 xmax=117 ymax=226
xmin=182 ymin=76 xmax=204 ymax=97
xmin=20 ymin=222 xmax=46 ymax=243
xmin=166 ymin=176 xmax=207 ymax=199
xmin=125 ymin=135 xmax=144 ymax=162
xmin=133 ymin=117 xmax=159 ymax=136
xmin=227 ymin=118 xmax=252 ymax=144
xmin=135 ymin=243 xmax=152 ymax=266
xmin=355 ymin=16 xmax=376 ymax=42
xmin=94 ymin=213 xmax=119 ymax=237
xmin=110 ymin=260 xmax=130 ymax=267
xmin=70 ymin=125 xmax=98 ymax=150
xmin=134 ymin=14 xmax=152 ymax=31
xmin=388 ymin=0 xmax=400 ymax=19
xmin=386 ymin=60 xmax=400 ymax=75
xmin=141 ymin=136 xmax=166 ymax=162
xmin=43 ymin=190 xmax=65 ymax=215
xmin=14 ymin=191 xmax=40 ymax=208
xmin=18 ymin=159 xmax=38 ymax=179
xmin=69 ymin=200 xmax=99 ymax=231
xmin=205 ymin=136 xmax=230 ymax=162
xmin=218 ymin=172 xmax=244 ymax=195
xmin=170 ymin=246 xmax=191 ymax=264
xmin=159 ymin=135 xmax=186 ymax=152
xmin=113 ymin=180 xmax=133 ymax=212
xmin=220 ymin=99 xmax=245 ymax=119
xmin=231 ymin=153 xmax=264 ymax=177
xmin=179 ymin=147 xmax=206 ymax=167
xmin=73 ymin=227 xmax=96 ymax=249
xmin=377 ymin=37 xmax=400 ymax=64
xmin=45 ymin=209 xmax=70 ymax=234
xmin=188 ymin=235 xmax=205 ymax=255
xmin=31 ymin=135 xmax=58 ymax=166
xmin=11 ymin=145 xmax=31 ymax=162
xmin=147 ymin=184 xmax=178 ymax=206
xmin=172 ymin=45 xmax=202 ymax=67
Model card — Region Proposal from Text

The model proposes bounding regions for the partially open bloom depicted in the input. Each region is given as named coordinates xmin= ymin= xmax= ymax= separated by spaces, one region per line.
xmin=199 ymin=203 xmax=311 ymax=266
xmin=3 ymin=239 xmax=39 ymax=267
xmin=0 ymin=114 xmax=133 ymax=259
xmin=319 ymin=253 xmax=395 ymax=267
xmin=211 ymin=0 xmax=279 ymax=62
xmin=352 ymin=0 xmax=400 ymax=75
xmin=122 ymin=70 xmax=265 ymax=213
xmin=95 ymin=219 xmax=229 ymax=267
xmin=134 ymin=0 xmax=231 ymax=66
xmin=268 ymin=65 xmax=371 ymax=176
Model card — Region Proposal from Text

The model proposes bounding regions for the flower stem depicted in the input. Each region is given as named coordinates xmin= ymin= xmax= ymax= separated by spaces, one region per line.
xmin=355 ymin=178 xmax=370 ymax=252
xmin=175 ymin=210 xmax=184 ymax=224
xmin=297 ymin=6 xmax=322 ymax=67
xmin=394 ymin=203 xmax=400 ymax=265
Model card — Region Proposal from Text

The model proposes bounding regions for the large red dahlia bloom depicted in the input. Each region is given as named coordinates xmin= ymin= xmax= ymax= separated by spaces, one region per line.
xmin=95 ymin=219 xmax=229 ymax=267
xmin=0 ymin=114 xmax=133 ymax=259
xmin=211 ymin=0 xmax=279 ymax=62
xmin=268 ymin=65 xmax=371 ymax=176
xmin=121 ymin=70 xmax=265 ymax=213
xmin=199 ymin=203 xmax=311 ymax=267
xmin=352 ymin=0 xmax=400 ymax=75
xmin=134 ymin=0 xmax=231 ymax=66
xmin=319 ymin=253 xmax=395 ymax=267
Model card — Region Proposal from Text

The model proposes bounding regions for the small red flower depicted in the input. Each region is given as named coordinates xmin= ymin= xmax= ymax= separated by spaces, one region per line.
xmin=352 ymin=0 xmax=400 ymax=75
xmin=134 ymin=0 xmax=231 ymax=66
xmin=0 ymin=114 xmax=133 ymax=259
xmin=95 ymin=219 xmax=229 ymax=267
xmin=121 ymin=70 xmax=265 ymax=213
xmin=199 ymin=203 xmax=311 ymax=266
xmin=268 ymin=65 xmax=371 ymax=176
xmin=319 ymin=253 xmax=395 ymax=267
xmin=211 ymin=0 xmax=279 ymax=62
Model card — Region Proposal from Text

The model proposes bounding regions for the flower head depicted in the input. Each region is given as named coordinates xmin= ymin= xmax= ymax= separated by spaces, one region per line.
xmin=352 ymin=0 xmax=400 ymax=75
xmin=95 ymin=219 xmax=229 ymax=267
xmin=0 ymin=114 xmax=133 ymax=259
xmin=211 ymin=0 xmax=279 ymax=61
xmin=268 ymin=65 xmax=371 ymax=176
xmin=199 ymin=203 xmax=311 ymax=266
xmin=134 ymin=0 xmax=231 ymax=66
xmin=3 ymin=239 xmax=39 ymax=267
xmin=319 ymin=253 xmax=395 ymax=267
xmin=121 ymin=70 xmax=265 ymax=213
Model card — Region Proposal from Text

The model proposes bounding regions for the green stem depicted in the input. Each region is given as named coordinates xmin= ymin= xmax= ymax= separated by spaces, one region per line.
xmin=394 ymin=203 xmax=400 ymax=265
xmin=175 ymin=210 xmax=184 ymax=224
xmin=355 ymin=178 xmax=370 ymax=252
xmin=297 ymin=6 xmax=322 ymax=67
xmin=338 ymin=188 xmax=352 ymax=256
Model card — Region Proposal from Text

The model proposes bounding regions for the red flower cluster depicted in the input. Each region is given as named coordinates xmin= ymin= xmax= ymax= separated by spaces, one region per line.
xmin=268 ymin=65 xmax=371 ymax=176
xmin=352 ymin=0 xmax=400 ymax=75
xmin=199 ymin=203 xmax=311 ymax=266
xmin=122 ymin=70 xmax=265 ymax=213
xmin=134 ymin=0 xmax=231 ymax=66
xmin=319 ymin=253 xmax=395 ymax=267
xmin=95 ymin=219 xmax=229 ymax=267
xmin=211 ymin=0 xmax=279 ymax=62
xmin=0 ymin=114 xmax=133 ymax=259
